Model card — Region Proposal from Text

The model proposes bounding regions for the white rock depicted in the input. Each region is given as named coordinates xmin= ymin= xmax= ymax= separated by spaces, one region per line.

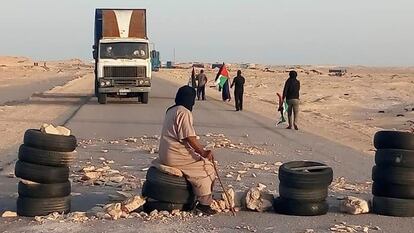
xmin=81 ymin=172 xmax=101 ymax=180
xmin=122 ymin=195 xmax=146 ymax=213
xmin=1 ymin=211 xmax=17 ymax=218
xmin=56 ymin=126 xmax=71 ymax=136
xmin=339 ymin=196 xmax=370 ymax=215
xmin=104 ymin=203 xmax=122 ymax=220
xmin=109 ymin=175 xmax=125 ymax=183
xmin=222 ymin=188 xmax=235 ymax=209
xmin=40 ymin=124 xmax=61 ymax=135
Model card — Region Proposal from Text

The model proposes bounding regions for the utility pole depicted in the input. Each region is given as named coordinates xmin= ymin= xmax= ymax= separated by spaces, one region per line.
xmin=173 ymin=48 xmax=176 ymax=64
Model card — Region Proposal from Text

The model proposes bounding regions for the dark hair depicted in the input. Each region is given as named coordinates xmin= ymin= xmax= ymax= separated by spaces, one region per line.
xmin=237 ymin=70 xmax=242 ymax=76
xmin=167 ymin=86 xmax=196 ymax=112
xmin=289 ymin=71 xmax=297 ymax=79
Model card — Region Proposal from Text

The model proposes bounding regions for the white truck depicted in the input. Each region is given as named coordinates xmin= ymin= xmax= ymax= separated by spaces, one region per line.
xmin=93 ymin=9 xmax=151 ymax=104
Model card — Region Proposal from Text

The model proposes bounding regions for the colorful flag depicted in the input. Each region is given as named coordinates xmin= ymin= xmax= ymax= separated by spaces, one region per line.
xmin=214 ymin=63 xmax=229 ymax=88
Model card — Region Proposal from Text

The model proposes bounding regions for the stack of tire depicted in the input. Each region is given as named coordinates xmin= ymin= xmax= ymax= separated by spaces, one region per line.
xmin=14 ymin=129 xmax=77 ymax=217
xmin=141 ymin=167 xmax=195 ymax=212
xmin=273 ymin=161 xmax=333 ymax=216
xmin=372 ymin=130 xmax=414 ymax=217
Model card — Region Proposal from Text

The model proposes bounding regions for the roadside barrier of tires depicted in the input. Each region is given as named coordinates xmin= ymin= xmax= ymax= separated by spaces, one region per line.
xmin=14 ymin=129 xmax=77 ymax=217
xmin=372 ymin=131 xmax=414 ymax=217
xmin=273 ymin=161 xmax=333 ymax=216
xmin=141 ymin=167 xmax=196 ymax=212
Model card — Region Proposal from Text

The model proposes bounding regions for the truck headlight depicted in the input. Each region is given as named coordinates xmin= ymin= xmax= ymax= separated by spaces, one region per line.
xmin=139 ymin=80 xmax=144 ymax=85
xmin=100 ymin=81 xmax=106 ymax=87
xmin=105 ymin=81 xmax=111 ymax=86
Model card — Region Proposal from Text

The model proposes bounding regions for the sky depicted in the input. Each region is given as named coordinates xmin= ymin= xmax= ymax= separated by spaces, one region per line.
xmin=0 ymin=0 xmax=413 ymax=66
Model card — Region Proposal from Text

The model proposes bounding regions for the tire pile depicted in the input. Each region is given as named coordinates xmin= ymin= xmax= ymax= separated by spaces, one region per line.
xmin=372 ymin=130 xmax=414 ymax=217
xmin=141 ymin=167 xmax=195 ymax=212
xmin=273 ymin=161 xmax=333 ymax=216
xmin=14 ymin=129 xmax=77 ymax=217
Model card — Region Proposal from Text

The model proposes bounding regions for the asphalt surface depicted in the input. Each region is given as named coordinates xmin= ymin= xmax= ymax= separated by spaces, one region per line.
xmin=0 ymin=74 xmax=413 ymax=232
xmin=0 ymin=74 xmax=78 ymax=106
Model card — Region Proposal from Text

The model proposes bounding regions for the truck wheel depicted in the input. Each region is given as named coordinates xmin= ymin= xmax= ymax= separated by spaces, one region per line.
xmin=98 ymin=94 xmax=107 ymax=104
xmin=142 ymin=92 xmax=149 ymax=104
xmin=137 ymin=93 xmax=142 ymax=103
xmin=94 ymin=79 xmax=99 ymax=97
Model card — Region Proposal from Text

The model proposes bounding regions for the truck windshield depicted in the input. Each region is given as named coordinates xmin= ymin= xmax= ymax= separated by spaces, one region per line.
xmin=100 ymin=42 xmax=149 ymax=59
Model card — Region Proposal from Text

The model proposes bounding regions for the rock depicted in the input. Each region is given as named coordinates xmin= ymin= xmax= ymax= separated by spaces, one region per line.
xmin=236 ymin=175 xmax=242 ymax=181
xmin=251 ymin=173 xmax=257 ymax=178
xmin=125 ymin=137 xmax=138 ymax=143
xmin=245 ymin=187 xmax=273 ymax=212
xmin=95 ymin=212 xmax=111 ymax=220
xmin=222 ymin=188 xmax=235 ymax=209
xmin=40 ymin=124 xmax=61 ymax=135
xmin=109 ymin=175 xmax=125 ymax=183
xmin=81 ymin=166 xmax=96 ymax=172
xmin=171 ymin=209 xmax=180 ymax=216
xmin=2 ymin=211 xmax=17 ymax=218
xmin=257 ymin=183 xmax=267 ymax=190
xmin=149 ymin=210 xmax=158 ymax=217
xmin=7 ymin=173 xmax=15 ymax=178
xmin=101 ymin=150 xmax=109 ymax=153
xmin=339 ymin=196 xmax=370 ymax=215
xmin=81 ymin=172 xmax=101 ymax=180
xmin=237 ymin=170 xmax=248 ymax=174
xmin=122 ymin=195 xmax=146 ymax=213
xmin=225 ymin=174 xmax=233 ymax=178
xmin=104 ymin=203 xmax=123 ymax=220
xmin=56 ymin=126 xmax=71 ymax=136
xmin=129 ymin=212 xmax=141 ymax=218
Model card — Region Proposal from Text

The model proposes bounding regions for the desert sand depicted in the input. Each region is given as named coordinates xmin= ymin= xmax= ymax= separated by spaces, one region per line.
xmin=158 ymin=64 xmax=414 ymax=154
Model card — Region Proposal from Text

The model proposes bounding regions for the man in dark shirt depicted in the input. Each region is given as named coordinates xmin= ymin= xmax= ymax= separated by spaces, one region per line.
xmin=196 ymin=70 xmax=208 ymax=100
xmin=282 ymin=71 xmax=300 ymax=130
xmin=231 ymin=70 xmax=245 ymax=111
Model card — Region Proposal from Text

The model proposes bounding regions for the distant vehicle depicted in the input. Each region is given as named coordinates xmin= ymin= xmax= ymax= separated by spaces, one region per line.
xmin=329 ymin=68 xmax=347 ymax=77
xmin=150 ymin=50 xmax=161 ymax=72
xmin=192 ymin=63 xmax=205 ymax=68
xmin=211 ymin=63 xmax=222 ymax=69
xmin=93 ymin=9 xmax=151 ymax=104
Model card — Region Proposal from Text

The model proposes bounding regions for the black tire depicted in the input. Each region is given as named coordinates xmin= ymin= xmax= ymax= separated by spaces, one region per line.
xmin=279 ymin=161 xmax=333 ymax=189
xmin=279 ymin=184 xmax=328 ymax=202
xmin=17 ymin=196 xmax=71 ymax=217
xmin=143 ymin=200 xmax=195 ymax=213
xmin=373 ymin=196 xmax=414 ymax=217
xmin=142 ymin=181 xmax=195 ymax=204
xmin=18 ymin=181 xmax=71 ymax=198
xmin=374 ymin=131 xmax=414 ymax=150
xmin=142 ymin=92 xmax=149 ymax=104
xmin=15 ymin=161 xmax=69 ymax=184
xmin=98 ymin=93 xmax=107 ymax=104
xmin=375 ymin=149 xmax=414 ymax=168
xmin=18 ymin=144 xmax=76 ymax=167
xmin=146 ymin=167 xmax=191 ymax=189
xmin=372 ymin=165 xmax=414 ymax=185
xmin=273 ymin=197 xmax=328 ymax=216
xmin=372 ymin=182 xmax=414 ymax=199
xmin=24 ymin=129 xmax=77 ymax=152
xmin=137 ymin=93 xmax=142 ymax=103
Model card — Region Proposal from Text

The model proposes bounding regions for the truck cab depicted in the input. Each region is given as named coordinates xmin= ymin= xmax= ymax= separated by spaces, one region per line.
xmin=94 ymin=9 xmax=151 ymax=104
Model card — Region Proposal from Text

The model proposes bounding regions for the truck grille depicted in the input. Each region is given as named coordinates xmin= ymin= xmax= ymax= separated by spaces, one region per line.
xmin=104 ymin=66 xmax=146 ymax=78
xmin=113 ymin=80 xmax=137 ymax=86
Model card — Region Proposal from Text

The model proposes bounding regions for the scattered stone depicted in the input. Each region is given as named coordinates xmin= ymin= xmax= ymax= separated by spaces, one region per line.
xmin=86 ymin=207 xmax=103 ymax=217
xmin=56 ymin=126 xmax=71 ymax=136
xmin=225 ymin=174 xmax=233 ymax=178
xmin=122 ymin=195 xmax=146 ymax=213
xmin=104 ymin=203 xmax=123 ymax=220
xmin=125 ymin=137 xmax=138 ymax=143
xmin=237 ymin=170 xmax=248 ymax=174
xmin=82 ymin=172 xmax=101 ymax=181
xmin=109 ymin=175 xmax=125 ymax=183
xmin=40 ymin=124 xmax=61 ymax=135
xmin=101 ymin=150 xmax=109 ymax=153
xmin=251 ymin=173 xmax=257 ymax=178
xmin=6 ymin=173 xmax=15 ymax=178
xmin=245 ymin=187 xmax=273 ymax=212
xmin=222 ymin=188 xmax=235 ymax=209
xmin=339 ymin=196 xmax=370 ymax=215
xmin=1 ymin=211 xmax=17 ymax=218
xmin=236 ymin=175 xmax=242 ymax=181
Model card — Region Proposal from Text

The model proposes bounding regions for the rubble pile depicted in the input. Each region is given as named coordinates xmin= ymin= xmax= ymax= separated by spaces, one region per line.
xmin=72 ymin=163 xmax=140 ymax=191
xmin=329 ymin=177 xmax=371 ymax=194
xmin=339 ymin=196 xmax=370 ymax=215
xmin=329 ymin=222 xmax=381 ymax=233
xmin=203 ymin=133 xmax=270 ymax=155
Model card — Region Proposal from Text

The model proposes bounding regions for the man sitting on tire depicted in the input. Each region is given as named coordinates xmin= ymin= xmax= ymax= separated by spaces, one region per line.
xmin=158 ymin=86 xmax=217 ymax=215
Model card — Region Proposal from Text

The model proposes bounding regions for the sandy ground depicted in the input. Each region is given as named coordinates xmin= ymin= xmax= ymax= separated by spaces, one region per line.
xmin=0 ymin=56 xmax=93 ymax=164
xmin=158 ymin=65 xmax=414 ymax=154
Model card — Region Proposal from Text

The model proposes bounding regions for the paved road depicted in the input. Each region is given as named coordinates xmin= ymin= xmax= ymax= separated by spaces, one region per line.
xmin=0 ymin=74 xmax=78 ymax=105
xmin=0 ymin=74 xmax=412 ymax=232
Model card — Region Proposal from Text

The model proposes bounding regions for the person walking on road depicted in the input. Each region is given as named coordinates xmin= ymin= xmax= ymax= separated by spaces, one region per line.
xmin=231 ymin=70 xmax=245 ymax=111
xmin=196 ymin=70 xmax=208 ymax=100
xmin=158 ymin=86 xmax=217 ymax=215
xmin=282 ymin=70 xmax=301 ymax=130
